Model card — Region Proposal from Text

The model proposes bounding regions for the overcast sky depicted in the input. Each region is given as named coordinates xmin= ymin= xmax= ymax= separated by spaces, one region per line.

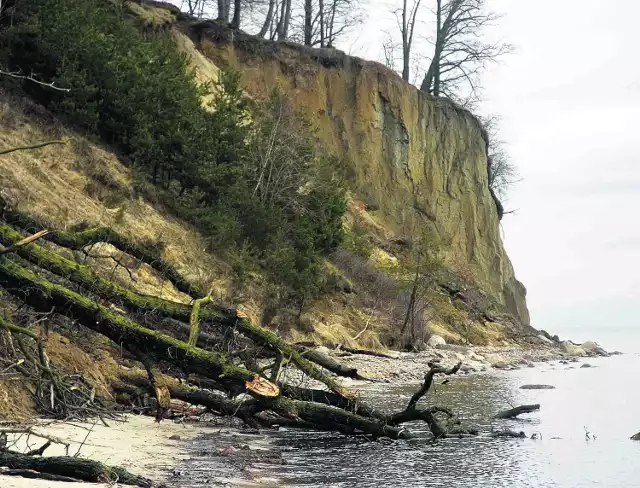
xmin=338 ymin=0 xmax=640 ymax=334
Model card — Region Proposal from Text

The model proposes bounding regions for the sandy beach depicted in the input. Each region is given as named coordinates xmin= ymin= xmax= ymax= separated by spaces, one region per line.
xmin=2 ymin=415 xmax=203 ymax=487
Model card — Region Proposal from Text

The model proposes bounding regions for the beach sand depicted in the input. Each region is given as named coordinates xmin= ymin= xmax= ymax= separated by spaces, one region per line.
xmin=2 ymin=414 xmax=203 ymax=487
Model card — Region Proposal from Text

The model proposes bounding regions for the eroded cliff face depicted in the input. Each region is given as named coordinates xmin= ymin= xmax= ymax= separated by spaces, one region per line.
xmin=183 ymin=24 xmax=529 ymax=326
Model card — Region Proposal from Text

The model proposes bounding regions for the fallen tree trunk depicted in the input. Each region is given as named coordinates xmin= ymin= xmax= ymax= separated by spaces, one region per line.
xmin=494 ymin=404 xmax=540 ymax=419
xmin=1 ymin=207 xmax=201 ymax=297
xmin=116 ymin=369 xmax=265 ymax=425
xmin=0 ymin=256 xmax=260 ymax=394
xmin=0 ymin=226 xmax=357 ymax=400
xmin=0 ymin=449 xmax=160 ymax=486
xmin=292 ymin=344 xmax=371 ymax=380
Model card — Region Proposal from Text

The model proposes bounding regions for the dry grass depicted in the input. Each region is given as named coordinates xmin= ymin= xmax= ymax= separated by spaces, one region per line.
xmin=0 ymin=91 xmax=225 ymax=301
xmin=0 ymin=380 xmax=37 ymax=420
xmin=43 ymin=332 xmax=119 ymax=399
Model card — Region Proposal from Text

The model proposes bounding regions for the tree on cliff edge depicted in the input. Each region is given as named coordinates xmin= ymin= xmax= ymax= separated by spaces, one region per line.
xmin=419 ymin=0 xmax=511 ymax=106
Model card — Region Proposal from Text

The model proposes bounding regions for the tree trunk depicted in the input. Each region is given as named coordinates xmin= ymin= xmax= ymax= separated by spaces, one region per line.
xmin=433 ymin=0 xmax=442 ymax=96
xmin=1 ymin=208 xmax=202 ymax=297
xmin=401 ymin=0 xmax=409 ymax=81
xmin=258 ymin=0 xmax=276 ymax=37
xmin=231 ymin=0 xmax=241 ymax=29
xmin=276 ymin=0 xmax=291 ymax=40
xmin=494 ymin=404 xmax=540 ymax=419
xmin=217 ymin=0 xmax=230 ymax=22
xmin=0 ymin=225 xmax=357 ymax=401
xmin=0 ymin=256 xmax=261 ymax=394
xmin=304 ymin=0 xmax=312 ymax=45
xmin=0 ymin=450 xmax=157 ymax=487
xmin=319 ymin=0 xmax=325 ymax=47
xmin=327 ymin=0 xmax=336 ymax=47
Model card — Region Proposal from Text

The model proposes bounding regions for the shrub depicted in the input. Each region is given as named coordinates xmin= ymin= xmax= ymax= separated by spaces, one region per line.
xmin=1 ymin=0 xmax=346 ymax=317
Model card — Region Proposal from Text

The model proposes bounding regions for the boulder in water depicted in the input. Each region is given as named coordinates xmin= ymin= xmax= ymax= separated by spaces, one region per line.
xmin=631 ymin=432 xmax=640 ymax=441
xmin=580 ymin=363 xmax=593 ymax=368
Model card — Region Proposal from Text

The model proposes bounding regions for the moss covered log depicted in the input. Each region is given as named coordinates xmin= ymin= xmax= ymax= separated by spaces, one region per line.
xmin=0 ymin=223 xmax=357 ymax=400
xmin=1 ymin=207 xmax=201 ymax=297
xmin=0 ymin=450 xmax=159 ymax=486
xmin=0 ymin=256 xmax=257 ymax=392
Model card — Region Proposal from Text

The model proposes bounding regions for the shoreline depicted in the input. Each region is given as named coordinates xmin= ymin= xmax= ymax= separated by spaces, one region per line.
xmin=1 ymin=340 xmax=613 ymax=487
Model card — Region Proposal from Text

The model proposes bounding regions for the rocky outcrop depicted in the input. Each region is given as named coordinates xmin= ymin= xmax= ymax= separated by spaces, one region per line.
xmin=173 ymin=21 xmax=529 ymax=325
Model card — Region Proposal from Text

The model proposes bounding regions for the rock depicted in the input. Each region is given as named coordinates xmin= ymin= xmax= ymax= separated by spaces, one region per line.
xmin=560 ymin=341 xmax=586 ymax=357
xmin=315 ymin=346 xmax=332 ymax=355
xmin=581 ymin=341 xmax=599 ymax=352
xmin=459 ymin=363 xmax=476 ymax=373
xmin=527 ymin=362 xmax=535 ymax=368
xmin=631 ymin=432 xmax=640 ymax=441
xmin=485 ymin=354 xmax=508 ymax=368
xmin=427 ymin=335 xmax=446 ymax=347
xmin=536 ymin=335 xmax=554 ymax=345
xmin=593 ymin=347 xmax=609 ymax=357
xmin=520 ymin=384 xmax=555 ymax=390
xmin=169 ymin=434 xmax=181 ymax=440
xmin=580 ymin=363 xmax=593 ymax=368
xmin=436 ymin=344 xmax=470 ymax=353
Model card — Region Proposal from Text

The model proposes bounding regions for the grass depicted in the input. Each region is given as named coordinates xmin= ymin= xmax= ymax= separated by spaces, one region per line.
xmin=0 ymin=89 xmax=223 ymax=303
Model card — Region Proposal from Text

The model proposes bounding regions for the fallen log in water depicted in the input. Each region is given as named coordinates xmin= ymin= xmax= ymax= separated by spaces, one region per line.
xmin=494 ymin=404 xmax=541 ymax=419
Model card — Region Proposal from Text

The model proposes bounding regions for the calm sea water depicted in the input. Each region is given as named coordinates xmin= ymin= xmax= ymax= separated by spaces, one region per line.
xmin=181 ymin=328 xmax=640 ymax=487
xmin=262 ymin=328 xmax=640 ymax=487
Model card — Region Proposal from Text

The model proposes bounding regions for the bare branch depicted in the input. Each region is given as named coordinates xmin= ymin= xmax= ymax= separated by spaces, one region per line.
xmin=0 ymin=69 xmax=70 ymax=92
xmin=0 ymin=140 xmax=67 ymax=156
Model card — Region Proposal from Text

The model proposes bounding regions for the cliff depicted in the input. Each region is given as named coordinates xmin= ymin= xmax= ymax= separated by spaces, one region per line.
xmin=180 ymin=22 xmax=529 ymax=326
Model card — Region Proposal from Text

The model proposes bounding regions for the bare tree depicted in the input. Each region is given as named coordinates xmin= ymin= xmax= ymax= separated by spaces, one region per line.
xmin=419 ymin=0 xmax=511 ymax=105
xmin=395 ymin=0 xmax=423 ymax=81
xmin=480 ymin=115 xmax=519 ymax=219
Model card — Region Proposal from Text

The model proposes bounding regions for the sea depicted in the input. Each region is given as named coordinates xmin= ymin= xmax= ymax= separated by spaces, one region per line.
xmin=181 ymin=326 xmax=640 ymax=487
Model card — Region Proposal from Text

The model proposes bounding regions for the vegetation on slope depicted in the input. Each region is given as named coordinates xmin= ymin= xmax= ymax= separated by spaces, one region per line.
xmin=0 ymin=0 xmax=346 ymax=317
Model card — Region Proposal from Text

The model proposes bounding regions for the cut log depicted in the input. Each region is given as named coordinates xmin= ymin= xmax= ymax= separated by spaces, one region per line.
xmin=0 ymin=449 xmax=161 ymax=486
xmin=494 ymin=404 xmax=540 ymax=419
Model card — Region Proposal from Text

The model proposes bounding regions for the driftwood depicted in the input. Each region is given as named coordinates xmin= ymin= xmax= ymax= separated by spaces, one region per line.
xmin=0 ymin=449 xmax=160 ymax=486
xmin=494 ymin=404 xmax=540 ymax=419
xmin=520 ymin=384 xmax=555 ymax=390
xmin=489 ymin=430 xmax=527 ymax=438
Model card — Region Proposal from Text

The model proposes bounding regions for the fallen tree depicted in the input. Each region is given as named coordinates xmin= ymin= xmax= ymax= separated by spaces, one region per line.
xmin=0 ymin=449 xmax=160 ymax=486
xmin=494 ymin=404 xmax=540 ymax=419
xmin=0 ymin=217 xmax=472 ymax=440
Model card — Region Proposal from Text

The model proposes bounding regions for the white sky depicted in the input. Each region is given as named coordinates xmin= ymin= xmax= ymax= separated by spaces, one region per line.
xmin=336 ymin=0 xmax=640 ymax=332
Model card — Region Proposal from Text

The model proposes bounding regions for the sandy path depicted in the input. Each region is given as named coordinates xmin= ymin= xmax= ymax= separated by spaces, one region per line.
xmin=2 ymin=415 xmax=204 ymax=487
